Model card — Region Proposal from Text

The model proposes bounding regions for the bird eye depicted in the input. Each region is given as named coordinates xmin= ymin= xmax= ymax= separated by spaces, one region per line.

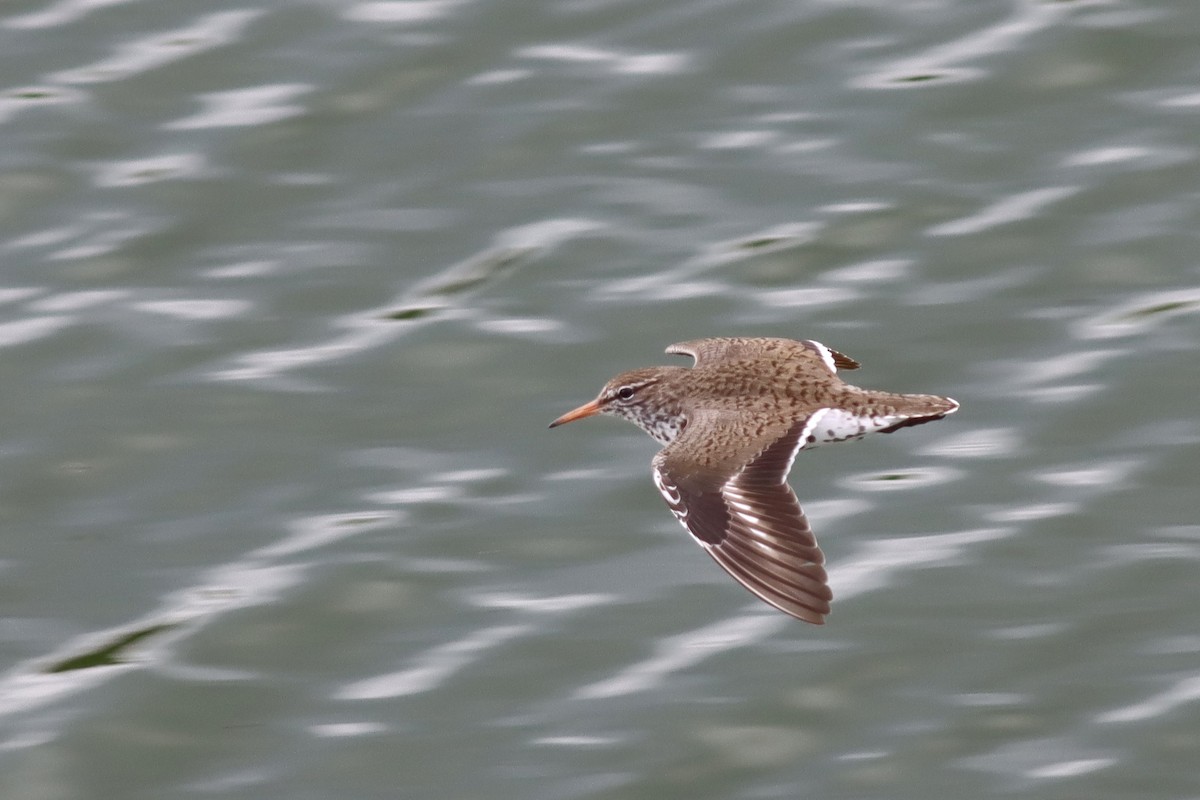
xmin=617 ymin=386 xmax=635 ymax=400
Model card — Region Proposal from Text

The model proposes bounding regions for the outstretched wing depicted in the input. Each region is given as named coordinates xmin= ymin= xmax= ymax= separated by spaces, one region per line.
xmin=651 ymin=410 xmax=833 ymax=624
xmin=667 ymin=337 xmax=860 ymax=373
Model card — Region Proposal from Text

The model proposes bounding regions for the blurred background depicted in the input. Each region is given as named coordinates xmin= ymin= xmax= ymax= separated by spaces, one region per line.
xmin=1 ymin=0 xmax=1198 ymax=798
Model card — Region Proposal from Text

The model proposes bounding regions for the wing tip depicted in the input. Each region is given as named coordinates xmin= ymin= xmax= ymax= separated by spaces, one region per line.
xmin=830 ymin=349 xmax=860 ymax=370
xmin=766 ymin=596 xmax=830 ymax=625
xmin=802 ymin=339 xmax=860 ymax=372
xmin=702 ymin=543 xmax=834 ymax=625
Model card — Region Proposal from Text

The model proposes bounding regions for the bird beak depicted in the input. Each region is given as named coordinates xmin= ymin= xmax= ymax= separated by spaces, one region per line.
xmin=548 ymin=398 xmax=602 ymax=428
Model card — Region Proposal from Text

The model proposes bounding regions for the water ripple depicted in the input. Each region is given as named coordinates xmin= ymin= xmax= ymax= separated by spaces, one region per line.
xmin=699 ymin=130 xmax=778 ymax=150
xmin=1011 ymin=350 xmax=1126 ymax=387
xmin=0 ymin=511 xmax=400 ymax=729
xmin=573 ymin=612 xmax=786 ymax=700
xmin=519 ymin=44 xmax=690 ymax=76
xmin=926 ymin=186 xmax=1078 ymax=237
xmin=1060 ymin=144 xmax=1194 ymax=173
xmin=133 ymin=299 xmax=252 ymax=321
xmin=337 ymin=624 xmax=536 ymax=700
xmin=50 ymin=11 xmax=262 ymax=85
xmin=6 ymin=0 xmax=137 ymax=30
xmin=469 ymin=591 xmax=614 ymax=613
xmin=166 ymin=84 xmax=310 ymax=130
xmin=0 ymin=288 xmax=43 ymax=305
xmin=345 ymin=1 xmax=458 ymax=24
xmin=214 ymin=218 xmax=598 ymax=381
xmin=46 ymin=211 xmax=159 ymax=260
xmin=1035 ymin=459 xmax=1140 ymax=489
xmin=1096 ymin=674 xmax=1200 ymax=723
xmin=1027 ymin=758 xmax=1116 ymax=780
xmin=28 ymin=289 xmax=125 ymax=312
xmin=823 ymin=258 xmax=912 ymax=284
xmin=958 ymin=737 xmax=1117 ymax=785
xmin=922 ymin=427 xmax=1021 ymax=459
xmin=573 ymin=527 xmax=1010 ymax=700
xmin=986 ymin=503 xmax=1079 ymax=524
xmin=0 ymin=316 xmax=71 ymax=347
xmin=842 ymin=466 xmax=961 ymax=492
xmin=1073 ymin=287 xmax=1200 ymax=340
xmin=759 ymin=285 xmax=860 ymax=309
xmin=93 ymin=153 xmax=206 ymax=187
xmin=312 ymin=721 xmax=389 ymax=738
xmin=855 ymin=1 xmax=1074 ymax=89
xmin=600 ymin=221 xmax=876 ymax=306
xmin=0 ymin=85 xmax=84 ymax=124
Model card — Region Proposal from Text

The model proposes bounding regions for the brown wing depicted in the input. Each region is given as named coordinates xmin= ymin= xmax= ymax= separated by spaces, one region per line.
xmin=651 ymin=411 xmax=833 ymax=624
xmin=666 ymin=337 xmax=859 ymax=373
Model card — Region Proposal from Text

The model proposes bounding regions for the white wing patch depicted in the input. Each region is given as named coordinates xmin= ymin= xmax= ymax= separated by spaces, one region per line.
xmin=798 ymin=408 xmax=829 ymax=451
xmin=803 ymin=407 xmax=913 ymax=446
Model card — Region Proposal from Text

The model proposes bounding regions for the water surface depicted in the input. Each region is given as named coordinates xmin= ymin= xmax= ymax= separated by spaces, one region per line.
xmin=1 ymin=1 xmax=1198 ymax=798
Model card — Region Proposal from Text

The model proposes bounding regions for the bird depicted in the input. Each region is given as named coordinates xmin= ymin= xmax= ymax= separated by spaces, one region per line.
xmin=548 ymin=337 xmax=958 ymax=624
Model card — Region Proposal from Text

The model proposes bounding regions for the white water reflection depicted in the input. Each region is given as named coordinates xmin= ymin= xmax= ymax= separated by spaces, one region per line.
xmin=1097 ymin=674 xmax=1200 ymax=724
xmin=134 ymin=299 xmax=252 ymax=321
xmin=6 ymin=0 xmax=137 ymax=30
xmin=574 ymin=612 xmax=786 ymax=700
xmin=574 ymin=527 xmax=1011 ymax=700
xmin=921 ymin=427 xmax=1021 ymax=459
xmin=345 ymin=0 xmax=459 ymax=24
xmin=2 ymin=0 xmax=1198 ymax=794
xmin=519 ymin=44 xmax=690 ymax=76
xmin=0 ymin=316 xmax=71 ymax=347
xmin=338 ymin=624 xmax=535 ymax=700
xmin=213 ymin=218 xmax=599 ymax=382
xmin=842 ymin=465 xmax=962 ymax=492
xmin=854 ymin=0 xmax=1074 ymax=88
xmin=167 ymin=83 xmax=311 ymax=130
xmin=0 ymin=511 xmax=400 ymax=732
xmin=1074 ymin=287 xmax=1200 ymax=340
xmin=49 ymin=11 xmax=262 ymax=84
xmin=1035 ymin=459 xmax=1140 ymax=489
xmin=93 ymin=153 xmax=206 ymax=187
xmin=926 ymin=186 xmax=1078 ymax=237
xmin=958 ymin=736 xmax=1116 ymax=784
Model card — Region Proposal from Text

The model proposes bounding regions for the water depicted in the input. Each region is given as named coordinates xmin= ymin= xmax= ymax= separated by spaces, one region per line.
xmin=2 ymin=0 xmax=1199 ymax=797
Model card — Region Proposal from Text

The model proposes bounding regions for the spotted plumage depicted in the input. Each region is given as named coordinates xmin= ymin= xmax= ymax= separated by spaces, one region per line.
xmin=549 ymin=337 xmax=958 ymax=624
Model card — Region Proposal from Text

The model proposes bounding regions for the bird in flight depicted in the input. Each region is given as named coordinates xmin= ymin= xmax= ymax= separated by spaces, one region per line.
xmin=549 ymin=337 xmax=958 ymax=624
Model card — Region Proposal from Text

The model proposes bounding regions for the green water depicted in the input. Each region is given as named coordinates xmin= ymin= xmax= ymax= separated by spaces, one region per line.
xmin=1 ymin=1 xmax=1198 ymax=798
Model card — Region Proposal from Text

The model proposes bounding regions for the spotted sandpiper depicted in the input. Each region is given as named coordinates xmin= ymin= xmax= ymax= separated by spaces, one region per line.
xmin=549 ymin=337 xmax=958 ymax=624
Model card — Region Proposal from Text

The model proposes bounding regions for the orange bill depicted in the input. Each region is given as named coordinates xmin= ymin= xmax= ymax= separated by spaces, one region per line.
xmin=548 ymin=398 xmax=602 ymax=428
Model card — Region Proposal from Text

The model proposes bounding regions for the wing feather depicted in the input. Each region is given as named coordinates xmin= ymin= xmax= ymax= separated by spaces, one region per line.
xmin=652 ymin=411 xmax=833 ymax=624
